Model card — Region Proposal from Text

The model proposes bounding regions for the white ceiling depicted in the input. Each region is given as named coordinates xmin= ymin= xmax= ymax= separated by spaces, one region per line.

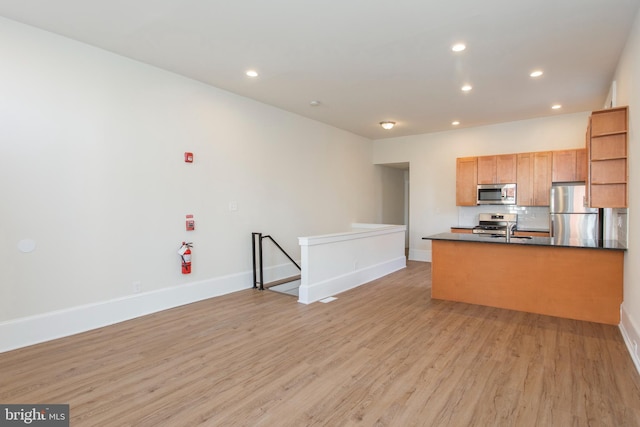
xmin=1 ymin=0 xmax=639 ymax=139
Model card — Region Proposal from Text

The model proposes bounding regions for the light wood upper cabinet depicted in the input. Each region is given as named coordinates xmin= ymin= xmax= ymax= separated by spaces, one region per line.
xmin=588 ymin=106 xmax=628 ymax=208
xmin=532 ymin=151 xmax=552 ymax=206
xmin=576 ymin=148 xmax=587 ymax=182
xmin=516 ymin=153 xmax=533 ymax=206
xmin=496 ymin=154 xmax=517 ymax=183
xmin=456 ymin=157 xmax=478 ymax=206
xmin=552 ymin=149 xmax=586 ymax=183
xmin=517 ymin=152 xmax=551 ymax=206
xmin=456 ymin=143 xmax=599 ymax=208
xmin=477 ymin=154 xmax=516 ymax=184
xmin=477 ymin=156 xmax=496 ymax=184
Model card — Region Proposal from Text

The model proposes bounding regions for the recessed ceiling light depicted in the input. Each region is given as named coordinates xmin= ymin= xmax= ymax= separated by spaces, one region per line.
xmin=530 ymin=70 xmax=544 ymax=78
xmin=245 ymin=70 xmax=258 ymax=77
xmin=380 ymin=121 xmax=396 ymax=130
xmin=552 ymin=104 xmax=562 ymax=110
xmin=452 ymin=43 xmax=466 ymax=52
xmin=461 ymin=84 xmax=472 ymax=92
xmin=452 ymin=121 xmax=460 ymax=126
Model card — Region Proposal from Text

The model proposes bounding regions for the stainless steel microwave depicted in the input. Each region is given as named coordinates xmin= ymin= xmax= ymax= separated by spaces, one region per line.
xmin=477 ymin=183 xmax=516 ymax=205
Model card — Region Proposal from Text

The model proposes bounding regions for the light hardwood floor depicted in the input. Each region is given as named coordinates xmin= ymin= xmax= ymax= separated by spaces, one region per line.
xmin=1 ymin=261 xmax=639 ymax=426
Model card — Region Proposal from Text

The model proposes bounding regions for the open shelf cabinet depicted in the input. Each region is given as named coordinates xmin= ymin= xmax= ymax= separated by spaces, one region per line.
xmin=588 ymin=106 xmax=628 ymax=208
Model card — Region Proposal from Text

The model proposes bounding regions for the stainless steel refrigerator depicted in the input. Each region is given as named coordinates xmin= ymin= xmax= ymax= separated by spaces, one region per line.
xmin=550 ymin=183 xmax=598 ymax=244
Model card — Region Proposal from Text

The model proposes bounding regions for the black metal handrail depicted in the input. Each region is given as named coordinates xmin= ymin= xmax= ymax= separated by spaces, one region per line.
xmin=252 ymin=232 xmax=301 ymax=290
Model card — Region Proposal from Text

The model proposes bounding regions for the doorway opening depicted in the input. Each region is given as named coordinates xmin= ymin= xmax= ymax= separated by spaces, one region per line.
xmin=378 ymin=163 xmax=410 ymax=257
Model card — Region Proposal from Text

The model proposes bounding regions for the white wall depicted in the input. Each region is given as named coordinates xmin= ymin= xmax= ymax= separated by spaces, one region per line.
xmin=0 ymin=18 xmax=379 ymax=328
xmin=373 ymin=112 xmax=590 ymax=261
xmin=613 ymin=9 xmax=640 ymax=369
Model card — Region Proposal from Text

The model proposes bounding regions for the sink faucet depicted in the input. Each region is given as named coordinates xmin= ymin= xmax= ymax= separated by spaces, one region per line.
xmin=506 ymin=222 xmax=517 ymax=243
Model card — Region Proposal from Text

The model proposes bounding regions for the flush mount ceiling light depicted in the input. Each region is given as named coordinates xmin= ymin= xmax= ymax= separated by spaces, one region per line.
xmin=552 ymin=104 xmax=562 ymax=110
xmin=451 ymin=43 xmax=466 ymax=52
xmin=461 ymin=84 xmax=472 ymax=92
xmin=452 ymin=121 xmax=460 ymax=126
xmin=380 ymin=121 xmax=396 ymax=130
xmin=310 ymin=100 xmax=321 ymax=107
xmin=530 ymin=70 xmax=544 ymax=78
xmin=245 ymin=70 xmax=258 ymax=77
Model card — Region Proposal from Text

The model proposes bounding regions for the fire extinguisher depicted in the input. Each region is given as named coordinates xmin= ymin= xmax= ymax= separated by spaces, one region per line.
xmin=178 ymin=242 xmax=193 ymax=274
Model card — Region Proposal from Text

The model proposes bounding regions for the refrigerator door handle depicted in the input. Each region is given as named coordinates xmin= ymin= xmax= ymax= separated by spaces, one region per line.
xmin=550 ymin=217 xmax=554 ymax=238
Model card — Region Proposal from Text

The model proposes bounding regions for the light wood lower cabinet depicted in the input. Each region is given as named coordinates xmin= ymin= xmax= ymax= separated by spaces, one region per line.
xmin=514 ymin=231 xmax=550 ymax=237
xmin=431 ymin=240 xmax=623 ymax=325
xmin=450 ymin=228 xmax=473 ymax=234
xmin=450 ymin=229 xmax=550 ymax=237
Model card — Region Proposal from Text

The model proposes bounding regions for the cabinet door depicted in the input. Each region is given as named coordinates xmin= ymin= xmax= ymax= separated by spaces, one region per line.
xmin=516 ymin=153 xmax=533 ymax=206
xmin=552 ymin=150 xmax=578 ymax=182
xmin=532 ymin=151 xmax=552 ymax=206
xmin=576 ymin=148 xmax=587 ymax=182
xmin=496 ymin=154 xmax=517 ymax=183
xmin=514 ymin=230 xmax=550 ymax=237
xmin=451 ymin=228 xmax=474 ymax=234
xmin=476 ymin=156 xmax=496 ymax=184
xmin=456 ymin=157 xmax=478 ymax=206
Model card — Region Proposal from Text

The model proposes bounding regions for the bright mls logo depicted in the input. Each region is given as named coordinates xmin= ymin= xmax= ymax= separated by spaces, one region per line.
xmin=0 ymin=405 xmax=69 ymax=426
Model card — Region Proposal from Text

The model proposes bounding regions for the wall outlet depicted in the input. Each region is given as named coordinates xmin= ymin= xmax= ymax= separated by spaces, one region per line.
xmin=133 ymin=281 xmax=142 ymax=293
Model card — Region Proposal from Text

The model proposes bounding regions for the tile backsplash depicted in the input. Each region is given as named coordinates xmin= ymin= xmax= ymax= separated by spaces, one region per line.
xmin=457 ymin=205 xmax=550 ymax=231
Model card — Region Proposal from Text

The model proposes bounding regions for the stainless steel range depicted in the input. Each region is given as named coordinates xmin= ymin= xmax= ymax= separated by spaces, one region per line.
xmin=472 ymin=213 xmax=518 ymax=235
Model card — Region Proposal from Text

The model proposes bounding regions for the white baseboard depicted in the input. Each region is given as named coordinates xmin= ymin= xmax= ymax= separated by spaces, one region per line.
xmin=619 ymin=305 xmax=640 ymax=375
xmin=409 ymin=248 xmax=431 ymax=262
xmin=0 ymin=262 xmax=299 ymax=354
xmin=298 ymin=256 xmax=406 ymax=304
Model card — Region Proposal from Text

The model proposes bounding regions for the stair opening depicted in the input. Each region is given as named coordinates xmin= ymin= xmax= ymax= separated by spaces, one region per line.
xmin=252 ymin=232 xmax=301 ymax=296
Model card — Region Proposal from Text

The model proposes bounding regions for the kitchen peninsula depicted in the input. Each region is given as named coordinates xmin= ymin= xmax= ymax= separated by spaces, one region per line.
xmin=423 ymin=233 xmax=626 ymax=325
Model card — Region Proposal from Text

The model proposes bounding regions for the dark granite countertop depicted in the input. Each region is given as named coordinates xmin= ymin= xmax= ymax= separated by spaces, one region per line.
xmin=424 ymin=232 xmax=627 ymax=251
